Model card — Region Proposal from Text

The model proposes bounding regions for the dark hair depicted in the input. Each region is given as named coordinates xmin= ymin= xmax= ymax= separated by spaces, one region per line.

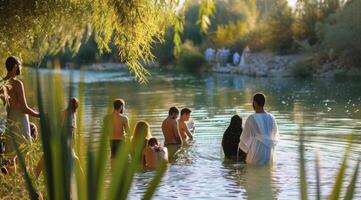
xmin=227 ymin=115 xmax=242 ymax=133
xmin=5 ymin=56 xmax=21 ymax=72
xmin=253 ymin=93 xmax=266 ymax=107
xmin=168 ymin=106 xmax=179 ymax=115
xmin=180 ymin=108 xmax=192 ymax=116
xmin=68 ymin=97 xmax=79 ymax=110
xmin=148 ymin=137 xmax=159 ymax=147
xmin=30 ymin=122 xmax=38 ymax=140
xmin=113 ymin=99 xmax=125 ymax=110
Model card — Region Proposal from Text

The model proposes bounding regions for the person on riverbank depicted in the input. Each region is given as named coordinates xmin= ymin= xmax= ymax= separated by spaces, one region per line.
xmin=104 ymin=99 xmax=130 ymax=159
xmin=144 ymin=137 xmax=168 ymax=170
xmin=2 ymin=56 xmax=40 ymax=157
xmin=238 ymin=93 xmax=279 ymax=165
xmin=131 ymin=121 xmax=152 ymax=168
xmin=222 ymin=115 xmax=246 ymax=162
xmin=178 ymin=108 xmax=194 ymax=142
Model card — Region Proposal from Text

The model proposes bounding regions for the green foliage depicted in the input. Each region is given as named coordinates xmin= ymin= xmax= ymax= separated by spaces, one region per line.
xmin=299 ymin=131 xmax=361 ymax=200
xmin=176 ymin=41 xmax=209 ymax=73
xmin=0 ymin=0 xmax=176 ymax=82
xmin=291 ymin=60 xmax=315 ymax=78
xmin=2 ymin=71 xmax=166 ymax=199
xmin=264 ymin=0 xmax=295 ymax=54
xmin=317 ymin=0 xmax=361 ymax=66
xmin=197 ymin=0 xmax=216 ymax=34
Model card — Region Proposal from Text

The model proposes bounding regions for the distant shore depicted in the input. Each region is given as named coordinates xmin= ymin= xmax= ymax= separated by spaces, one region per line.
xmin=210 ymin=51 xmax=360 ymax=78
xmin=62 ymin=53 xmax=360 ymax=79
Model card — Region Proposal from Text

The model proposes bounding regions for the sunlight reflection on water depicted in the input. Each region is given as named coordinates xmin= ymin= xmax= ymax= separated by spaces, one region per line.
xmin=25 ymin=69 xmax=361 ymax=199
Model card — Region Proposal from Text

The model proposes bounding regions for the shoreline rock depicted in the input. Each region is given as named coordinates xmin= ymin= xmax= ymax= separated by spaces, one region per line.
xmin=211 ymin=52 xmax=360 ymax=78
xmin=211 ymin=52 xmax=301 ymax=77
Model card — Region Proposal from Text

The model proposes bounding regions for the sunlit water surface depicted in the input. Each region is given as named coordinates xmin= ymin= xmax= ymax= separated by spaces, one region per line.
xmin=24 ymin=69 xmax=361 ymax=200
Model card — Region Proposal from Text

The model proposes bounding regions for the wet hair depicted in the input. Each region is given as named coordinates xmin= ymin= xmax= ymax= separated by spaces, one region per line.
xmin=113 ymin=99 xmax=125 ymax=110
xmin=131 ymin=121 xmax=152 ymax=155
xmin=5 ymin=56 xmax=21 ymax=72
xmin=132 ymin=121 xmax=152 ymax=142
xmin=168 ymin=107 xmax=179 ymax=115
xmin=226 ymin=115 xmax=242 ymax=133
xmin=148 ymin=138 xmax=159 ymax=147
xmin=180 ymin=108 xmax=192 ymax=116
xmin=30 ymin=122 xmax=38 ymax=140
xmin=253 ymin=93 xmax=266 ymax=107
xmin=68 ymin=97 xmax=79 ymax=111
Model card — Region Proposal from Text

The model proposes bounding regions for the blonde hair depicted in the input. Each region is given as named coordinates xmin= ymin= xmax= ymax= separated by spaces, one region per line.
xmin=132 ymin=121 xmax=151 ymax=143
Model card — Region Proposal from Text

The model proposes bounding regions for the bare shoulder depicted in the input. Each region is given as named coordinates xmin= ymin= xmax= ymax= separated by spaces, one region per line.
xmin=11 ymin=78 xmax=23 ymax=89
xmin=120 ymin=114 xmax=129 ymax=121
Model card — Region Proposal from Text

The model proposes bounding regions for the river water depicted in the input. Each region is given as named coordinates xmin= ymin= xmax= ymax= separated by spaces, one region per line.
xmin=25 ymin=69 xmax=361 ymax=199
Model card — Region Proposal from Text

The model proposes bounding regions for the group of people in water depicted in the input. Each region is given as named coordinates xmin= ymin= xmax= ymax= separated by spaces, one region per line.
xmin=0 ymin=55 xmax=279 ymax=175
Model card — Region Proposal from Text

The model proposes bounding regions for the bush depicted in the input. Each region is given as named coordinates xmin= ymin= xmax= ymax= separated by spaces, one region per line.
xmin=291 ymin=61 xmax=315 ymax=78
xmin=317 ymin=0 xmax=361 ymax=67
xmin=176 ymin=41 xmax=209 ymax=73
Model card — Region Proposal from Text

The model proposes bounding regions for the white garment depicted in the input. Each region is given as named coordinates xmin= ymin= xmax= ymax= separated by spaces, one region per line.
xmin=233 ymin=52 xmax=240 ymax=65
xmin=5 ymin=110 xmax=31 ymax=156
xmin=239 ymin=113 xmax=279 ymax=165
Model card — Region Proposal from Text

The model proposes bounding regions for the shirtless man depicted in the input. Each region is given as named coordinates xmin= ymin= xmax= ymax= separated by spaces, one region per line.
xmin=178 ymin=108 xmax=194 ymax=142
xmin=161 ymin=107 xmax=182 ymax=145
xmin=3 ymin=56 xmax=39 ymax=156
xmin=103 ymin=99 xmax=130 ymax=158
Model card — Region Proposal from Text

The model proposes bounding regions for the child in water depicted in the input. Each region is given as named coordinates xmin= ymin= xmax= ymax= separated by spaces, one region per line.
xmin=144 ymin=138 xmax=168 ymax=170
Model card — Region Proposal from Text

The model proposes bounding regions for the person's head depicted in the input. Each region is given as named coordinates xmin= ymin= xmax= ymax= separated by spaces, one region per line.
xmin=252 ymin=93 xmax=266 ymax=111
xmin=133 ymin=121 xmax=152 ymax=142
xmin=113 ymin=98 xmax=125 ymax=113
xmin=68 ymin=97 xmax=79 ymax=113
xmin=168 ymin=107 xmax=179 ymax=119
xmin=148 ymin=137 xmax=159 ymax=147
xmin=228 ymin=115 xmax=242 ymax=131
xmin=180 ymin=108 xmax=192 ymax=121
xmin=5 ymin=56 xmax=22 ymax=76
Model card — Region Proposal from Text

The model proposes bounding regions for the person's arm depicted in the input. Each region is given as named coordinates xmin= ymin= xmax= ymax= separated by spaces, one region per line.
xmin=15 ymin=80 xmax=39 ymax=117
xmin=272 ymin=115 xmax=279 ymax=144
xmin=123 ymin=116 xmax=130 ymax=137
xmin=183 ymin=122 xmax=193 ymax=140
xmin=173 ymin=120 xmax=183 ymax=144
xmin=239 ymin=116 xmax=254 ymax=153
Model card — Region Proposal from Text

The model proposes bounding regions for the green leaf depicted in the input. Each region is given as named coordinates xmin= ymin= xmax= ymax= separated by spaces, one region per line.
xmin=142 ymin=162 xmax=167 ymax=200
xmin=327 ymin=145 xmax=350 ymax=200
xmin=343 ymin=158 xmax=360 ymax=200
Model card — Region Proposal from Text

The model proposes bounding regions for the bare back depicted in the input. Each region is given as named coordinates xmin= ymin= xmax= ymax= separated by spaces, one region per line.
xmin=162 ymin=117 xmax=181 ymax=145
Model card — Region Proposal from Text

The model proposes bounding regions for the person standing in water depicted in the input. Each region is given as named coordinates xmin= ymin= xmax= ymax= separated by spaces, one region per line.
xmin=162 ymin=107 xmax=182 ymax=162
xmin=239 ymin=93 xmax=279 ymax=165
xmin=222 ymin=115 xmax=247 ymax=162
xmin=63 ymin=97 xmax=79 ymax=140
xmin=104 ymin=99 xmax=130 ymax=158
xmin=3 ymin=56 xmax=40 ymax=157
xmin=162 ymin=107 xmax=182 ymax=145
xmin=178 ymin=108 xmax=194 ymax=142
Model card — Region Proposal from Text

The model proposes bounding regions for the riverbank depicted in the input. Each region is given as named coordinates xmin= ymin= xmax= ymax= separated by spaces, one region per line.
xmin=211 ymin=51 xmax=361 ymax=78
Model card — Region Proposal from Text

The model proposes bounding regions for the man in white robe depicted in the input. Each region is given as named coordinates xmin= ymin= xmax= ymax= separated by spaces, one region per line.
xmin=239 ymin=93 xmax=279 ymax=165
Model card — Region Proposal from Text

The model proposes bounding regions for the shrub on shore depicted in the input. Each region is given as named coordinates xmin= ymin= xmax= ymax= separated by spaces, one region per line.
xmin=291 ymin=61 xmax=315 ymax=78
xmin=176 ymin=41 xmax=210 ymax=73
